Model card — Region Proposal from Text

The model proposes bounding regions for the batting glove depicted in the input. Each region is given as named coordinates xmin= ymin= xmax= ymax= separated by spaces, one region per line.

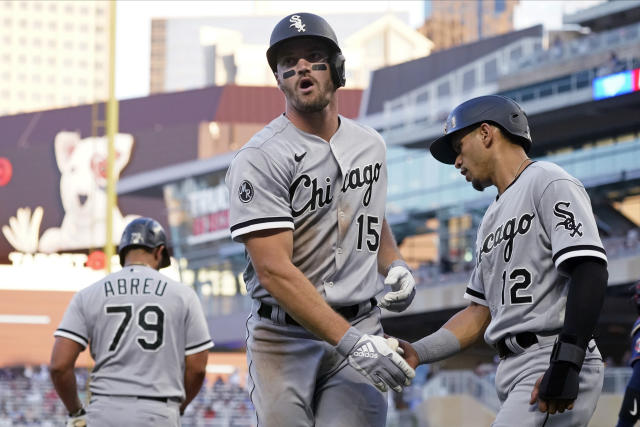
xmin=66 ymin=407 xmax=87 ymax=427
xmin=379 ymin=260 xmax=416 ymax=312
xmin=539 ymin=339 xmax=585 ymax=402
xmin=336 ymin=327 xmax=415 ymax=393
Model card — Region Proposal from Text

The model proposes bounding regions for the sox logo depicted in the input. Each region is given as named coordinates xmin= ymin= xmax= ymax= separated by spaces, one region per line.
xmin=289 ymin=15 xmax=306 ymax=32
xmin=553 ymin=201 xmax=583 ymax=237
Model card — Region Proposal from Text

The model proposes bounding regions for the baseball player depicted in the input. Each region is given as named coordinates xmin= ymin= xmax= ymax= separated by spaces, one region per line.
xmin=397 ymin=95 xmax=608 ymax=426
xmin=616 ymin=281 xmax=640 ymax=427
xmin=225 ymin=12 xmax=416 ymax=427
xmin=49 ymin=218 xmax=213 ymax=426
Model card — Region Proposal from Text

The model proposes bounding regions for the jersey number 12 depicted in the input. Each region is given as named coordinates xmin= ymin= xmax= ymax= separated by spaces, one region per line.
xmin=501 ymin=268 xmax=533 ymax=305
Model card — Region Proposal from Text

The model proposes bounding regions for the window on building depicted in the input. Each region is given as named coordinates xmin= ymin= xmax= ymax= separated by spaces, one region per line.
xmin=462 ymin=69 xmax=476 ymax=91
xmin=416 ymin=91 xmax=429 ymax=104
xmin=484 ymin=58 xmax=498 ymax=83
xmin=437 ymin=81 xmax=450 ymax=97
xmin=495 ymin=0 xmax=506 ymax=14
xmin=509 ymin=46 xmax=522 ymax=61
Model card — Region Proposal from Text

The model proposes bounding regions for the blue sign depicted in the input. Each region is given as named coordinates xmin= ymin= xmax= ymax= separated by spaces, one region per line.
xmin=593 ymin=70 xmax=633 ymax=100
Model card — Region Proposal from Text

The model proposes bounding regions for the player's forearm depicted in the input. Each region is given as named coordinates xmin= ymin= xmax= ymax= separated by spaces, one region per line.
xmin=562 ymin=258 xmax=608 ymax=349
xmin=50 ymin=367 xmax=82 ymax=413
xmin=259 ymin=262 xmax=351 ymax=344
xmin=181 ymin=366 xmax=206 ymax=414
xmin=377 ymin=218 xmax=403 ymax=275
xmin=412 ymin=303 xmax=489 ymax=364
xmin=442 ymin=303 xmax=491 ymax=348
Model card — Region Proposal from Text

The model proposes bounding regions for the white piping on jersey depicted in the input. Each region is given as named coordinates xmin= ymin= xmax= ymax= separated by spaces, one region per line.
xmin=185 ymin=339 xmax=214 ymax=356
xmin=553 ymin=249 xmax=607 ymax=268
xmin=54 ymin=329 xmax=88 ymax=348
xmin=230 ymin=221 xmax=294 ymax=240
xmin=463 ymin=292 xmax=488 ymax=307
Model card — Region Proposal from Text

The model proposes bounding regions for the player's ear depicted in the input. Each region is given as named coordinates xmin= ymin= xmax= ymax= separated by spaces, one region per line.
xmin=479 ymin=123 xmax=493 ymax=148
xmin=153 ymin=246 xmax=164 ymax=268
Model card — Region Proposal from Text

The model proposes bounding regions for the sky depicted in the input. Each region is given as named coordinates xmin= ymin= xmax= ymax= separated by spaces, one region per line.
xmin=115 ymin=0 xmax=605 ymax=100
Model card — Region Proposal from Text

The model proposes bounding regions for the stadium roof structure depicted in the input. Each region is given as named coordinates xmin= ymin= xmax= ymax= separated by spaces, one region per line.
xmin=563 ymin=0 xmax=640 ymax=32
xmin=361 ymin=25 xmax=543 ymax=117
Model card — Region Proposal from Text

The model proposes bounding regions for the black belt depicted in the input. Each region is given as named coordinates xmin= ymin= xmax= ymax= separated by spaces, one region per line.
xmin=496 ymin=332 xmax=538 ymax=358
xmin=258 ymin=298 xmax=377 ymax=326
xmin=91 ymin=392 xmax=180 ymax=403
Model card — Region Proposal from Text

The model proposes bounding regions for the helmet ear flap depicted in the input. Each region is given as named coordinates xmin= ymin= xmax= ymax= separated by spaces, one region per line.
xmin=330 ymin=52 xmax=346 ymax=88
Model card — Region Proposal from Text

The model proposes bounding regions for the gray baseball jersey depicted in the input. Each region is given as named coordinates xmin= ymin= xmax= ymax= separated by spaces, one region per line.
xmin=225 ymin=113 xmax=388 ymax=306
xmin=54 ymin=265 xmax=213 ymax=399
xmin=464 ymin=161 xmax=607 ymax=345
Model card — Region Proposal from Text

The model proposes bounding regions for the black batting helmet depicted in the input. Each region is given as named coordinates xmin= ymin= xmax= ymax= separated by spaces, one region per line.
xmin=430 ymin=95 xmax=532 ymax=164
xmin=266 ymin=12 xmax=346 ymax=88
xmin=118 ymin=217 xmax=171 ymax=269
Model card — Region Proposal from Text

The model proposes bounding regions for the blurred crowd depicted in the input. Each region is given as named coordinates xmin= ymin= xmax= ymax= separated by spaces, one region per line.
xmin=0 ymin=365 xmax=72 ymax=426
xmin=0 ymin=365 xmax=254 ymax=427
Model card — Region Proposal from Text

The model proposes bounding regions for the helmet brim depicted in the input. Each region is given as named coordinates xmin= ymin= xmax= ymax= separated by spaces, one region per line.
xmin=429 ymin=133 xmax=457 ymax=165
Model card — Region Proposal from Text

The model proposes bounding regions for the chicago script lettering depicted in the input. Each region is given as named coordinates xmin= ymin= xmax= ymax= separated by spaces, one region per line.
xmin=477 ymin=212 xmax=535 ymax=264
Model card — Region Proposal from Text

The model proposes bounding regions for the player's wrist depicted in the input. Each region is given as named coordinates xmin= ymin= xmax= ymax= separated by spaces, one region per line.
xmin=549 ymin=338 xmax=586 ymax=370
xmin=68 ymin=406 xmax=86 ymax=417
xmin=386 ymin=259 xmax=410 ymax=275
xmin=335 ymin=326 xmax=362 ymax=356
xmin=413 ymin=328 xmax=460 ymax=364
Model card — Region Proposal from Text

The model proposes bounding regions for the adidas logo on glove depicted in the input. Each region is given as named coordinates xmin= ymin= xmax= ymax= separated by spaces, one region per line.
xmin=353 ymin=342 xmax=378 ymax=359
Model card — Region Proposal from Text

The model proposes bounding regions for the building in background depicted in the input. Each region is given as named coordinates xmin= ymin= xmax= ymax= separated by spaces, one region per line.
xmin=418 ymin=0 xmax=519 ymax=51
xmin=150 ymin=12 xmax=433 ymax=92
xmin=0 ymin=0 xmax=110 ymax=115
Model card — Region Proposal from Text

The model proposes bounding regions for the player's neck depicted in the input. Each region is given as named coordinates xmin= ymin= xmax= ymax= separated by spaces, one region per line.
xmin=493 ymin=152 xmax=531 ymax=195
xmin=285 ymin=103 xmax=339 ymax=143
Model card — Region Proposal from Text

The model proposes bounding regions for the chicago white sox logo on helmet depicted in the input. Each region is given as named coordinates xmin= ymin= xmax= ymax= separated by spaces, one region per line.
xmin=289 ymin=15 xmax=306 ymax=32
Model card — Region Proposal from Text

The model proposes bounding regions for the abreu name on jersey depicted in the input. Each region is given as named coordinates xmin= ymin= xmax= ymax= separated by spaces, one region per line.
xmin=103 ymin=277 xmax=168 ymax=297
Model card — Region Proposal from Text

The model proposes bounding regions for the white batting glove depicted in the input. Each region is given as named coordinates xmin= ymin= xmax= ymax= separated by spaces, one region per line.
xmin=336 ymin=327 xmax=415 ymax=393
xmin=66 ymin=407 xmax=87 ymax=427
xmin=378 ymin=260 xmax=416 ymax=312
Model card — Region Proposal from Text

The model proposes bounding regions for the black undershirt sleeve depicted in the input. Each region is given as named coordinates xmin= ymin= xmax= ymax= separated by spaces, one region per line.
xmin=558 ymin=257 xmax=608 ymax=349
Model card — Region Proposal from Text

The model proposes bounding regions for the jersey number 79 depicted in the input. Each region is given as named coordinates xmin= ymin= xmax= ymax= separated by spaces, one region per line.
xmin=105 ymin=304 xmax=165 ymax=352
